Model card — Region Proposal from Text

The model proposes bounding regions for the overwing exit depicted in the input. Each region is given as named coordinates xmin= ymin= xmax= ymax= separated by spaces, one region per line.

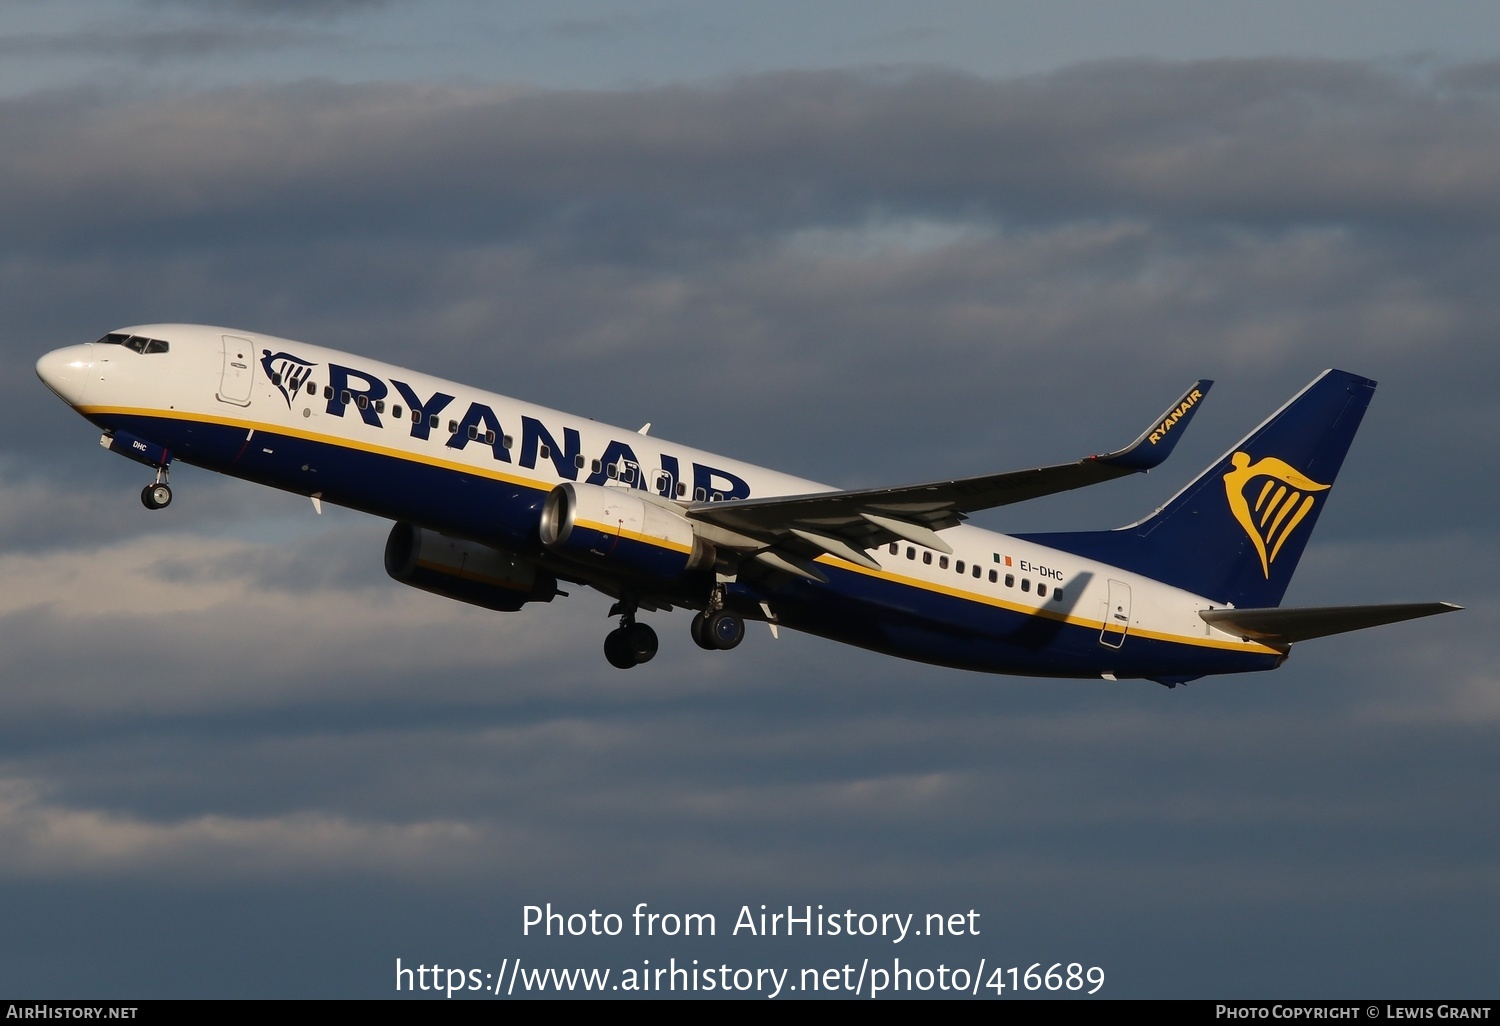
xmin=35 ymin=326 xmax=1458 ymax=685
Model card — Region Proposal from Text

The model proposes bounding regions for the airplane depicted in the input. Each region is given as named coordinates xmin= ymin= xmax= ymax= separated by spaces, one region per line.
xmin=35 ymin=325 xmax=1458 ymax=686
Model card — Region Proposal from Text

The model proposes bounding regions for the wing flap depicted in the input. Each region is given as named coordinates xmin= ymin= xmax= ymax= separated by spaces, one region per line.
xmin=1200 ymin=602 xmax=1461 ymax=644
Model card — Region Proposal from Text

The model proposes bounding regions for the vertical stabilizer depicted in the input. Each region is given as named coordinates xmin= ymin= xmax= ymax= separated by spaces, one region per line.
xmin=1020 ymin=370 xmax=1376 ymax=608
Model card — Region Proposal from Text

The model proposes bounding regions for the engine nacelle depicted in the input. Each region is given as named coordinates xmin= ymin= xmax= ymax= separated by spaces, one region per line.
xmin=384 ymin=523 xmax=557 ymax=612
xmin=539 ymin=482 xmax=715 ymax=581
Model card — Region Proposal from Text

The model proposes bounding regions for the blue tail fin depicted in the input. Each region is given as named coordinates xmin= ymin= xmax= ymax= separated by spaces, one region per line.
xmin=1018 ymin=370 xmax=1376 ymax=608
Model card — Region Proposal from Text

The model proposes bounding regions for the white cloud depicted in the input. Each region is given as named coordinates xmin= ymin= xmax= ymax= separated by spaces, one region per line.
xmin=0 ymin=777 xmax=492 ymax=879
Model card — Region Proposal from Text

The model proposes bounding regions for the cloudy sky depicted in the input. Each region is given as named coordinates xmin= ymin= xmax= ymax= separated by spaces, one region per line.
xmin=3 ymin=0 xmax=1497 ymax=999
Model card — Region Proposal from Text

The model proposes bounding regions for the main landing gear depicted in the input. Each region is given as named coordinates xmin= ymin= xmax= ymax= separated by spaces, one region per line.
xmin=140 ymin=466 xmax=172 ymax=510
xmin=690 ymin=609 xmax=744 ymax=651
xmin=690 ymin=582 xmax=744 ymax=651
xmin=600 ymin=587 xmax=744 ymax=669
xmin=604 ymin=595 xmax=658 ymax=670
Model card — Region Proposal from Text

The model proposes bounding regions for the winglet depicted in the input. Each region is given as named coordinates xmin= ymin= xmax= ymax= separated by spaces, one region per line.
xmin=1092 ymin=380 xmax=1213 ymax=471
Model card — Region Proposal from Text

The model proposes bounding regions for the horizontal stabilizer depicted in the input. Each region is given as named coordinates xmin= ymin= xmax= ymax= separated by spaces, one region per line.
xmin=1200 ymin=602 xmax=1461 ymax=644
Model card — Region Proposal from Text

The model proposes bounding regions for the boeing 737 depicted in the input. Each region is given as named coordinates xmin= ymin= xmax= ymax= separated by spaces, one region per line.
xmin=35 ymin=325 xmax=1457 ymax=685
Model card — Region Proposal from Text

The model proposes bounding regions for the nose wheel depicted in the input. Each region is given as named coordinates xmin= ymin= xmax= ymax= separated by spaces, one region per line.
xmin=140 ymin=468 xmax=173 ymax=510
xmin=141 ymin=483 xmax=173 ymax=509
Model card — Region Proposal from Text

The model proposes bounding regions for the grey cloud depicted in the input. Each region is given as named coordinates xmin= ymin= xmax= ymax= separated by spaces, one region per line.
xmin=6 ymin=62 xmax=1500 ymax=259
xmin=145 ymin=0 xmax=397 ymax=17
xmin=0 ymin=25 xmax=331 ymax=62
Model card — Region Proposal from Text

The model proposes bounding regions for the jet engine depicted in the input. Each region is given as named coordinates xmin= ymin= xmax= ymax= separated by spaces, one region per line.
xmin=538 ymin=482 xmax=715 ymax=581
xmin=384 ymin=523 xmax=558 ymax=611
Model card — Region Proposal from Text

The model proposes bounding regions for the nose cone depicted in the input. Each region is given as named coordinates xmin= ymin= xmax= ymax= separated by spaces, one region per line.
xmin=36 ymin=344 xmax=93 ymax=406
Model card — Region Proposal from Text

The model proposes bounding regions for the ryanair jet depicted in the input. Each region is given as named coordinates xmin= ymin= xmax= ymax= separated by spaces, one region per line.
xmin=35 ymin=326 xmax=1457 ymax=685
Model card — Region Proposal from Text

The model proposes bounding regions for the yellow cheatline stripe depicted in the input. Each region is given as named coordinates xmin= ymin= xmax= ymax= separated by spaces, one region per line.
xmin=413 ymin=558 xmax=530 ymax=590
xmin=82 ymin=404 xmax=555 ymax=495
xmin=92 ymin=405 xmax=1275 ymax=656
xmin=572 ymin=518 xmax=695 ymax=556
xmin=810 ymin=555 xmax=1281 ymax=655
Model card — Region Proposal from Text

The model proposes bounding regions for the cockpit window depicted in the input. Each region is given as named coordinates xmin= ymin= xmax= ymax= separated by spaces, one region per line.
xmin=94 ymin=333 xmax=169 ymax=354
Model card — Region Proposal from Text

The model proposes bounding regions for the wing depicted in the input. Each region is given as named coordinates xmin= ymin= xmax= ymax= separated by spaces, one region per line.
xmin=687 ymin=379 xmax=1212 ymax=581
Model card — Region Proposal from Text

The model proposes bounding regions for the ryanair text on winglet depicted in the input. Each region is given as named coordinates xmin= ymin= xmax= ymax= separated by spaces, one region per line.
xmin=1148 ymin=388 xmax=1203 ymax=445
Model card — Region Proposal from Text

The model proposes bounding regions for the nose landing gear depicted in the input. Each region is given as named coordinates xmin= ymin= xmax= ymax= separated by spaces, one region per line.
xmin=140 ymin=466 xmax=172 ymax=510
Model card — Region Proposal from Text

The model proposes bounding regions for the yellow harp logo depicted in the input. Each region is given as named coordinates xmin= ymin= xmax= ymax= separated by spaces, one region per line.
xmin=1223 ymin=452 xmax=1330 ymax=578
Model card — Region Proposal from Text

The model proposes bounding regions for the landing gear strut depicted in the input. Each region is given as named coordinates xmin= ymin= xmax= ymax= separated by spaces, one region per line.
xmin=140 ymin=466 xmax=172 ymax=510
xmin=603 ymin=594 xmax=657 ymax=669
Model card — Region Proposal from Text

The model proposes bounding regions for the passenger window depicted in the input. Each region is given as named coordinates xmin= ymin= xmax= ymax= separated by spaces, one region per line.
xmin=306 ymin=381 xmax=316 ymax=394
xmin=906 ymin=547 xmax=915 ymax=560
xmin=1054 ymin=589 xmax=1064 ymax=602
xmin=1021 ymin=579 xmax=1031 ymax=593
xmin=394 ymin=405 xmax=403 ymax=419
xmin=955 ymin=560 xmax=964 ymax=573
xmin=428 ymin=414 xmax=439 ymax=429
xmin=375 ymin=400 xmax=385 ymax=414
xmin=447 ymin=420 xmax=458 ymax=433
xmin=712 ymin=492 xmax=724 ymax=502
xmin=270 ymin=372 xmax=282 ymax=387
xmin=503 ymin=435 xmax=514 ymax=449
xmin=1005 ymin=574 xmax=1014 ymax=588
xmin=341 ymin=390 xmax=351 ymax=405
xmin=607 ymin=464 xmax=618 ymax=479
xmin=922 ymin=552 xmax=932 ymax=565
xmin=889 ymin=543 xmax=899 ymax=555
xmin=592 ymin=460 xmax=603 ymax=474
xmin=989 ymin=569 xmax=997 ymax=583
xmin=1038 ymin=583 xmax=1048 ymax=597
xmin=485 ymin=430 xmax=496 ymax=445
xmin=538 ymin=443 xmax=550 ymax=460
xmin=467 ymin=425 xmax=478 ymax=440
xmin=972 ymin=565 xmax=981 ymax=578
xmin=695 ymin=487 xmax=706 ymax=500
xmin=623 ymin=465 xmax=636 ymax=483
xmin=939 ymin=556 xmax=949 ymax=569
xmin=324 ymin=386 xmax=333 ymax=400
xmin=357 ymin=395 xmax=368 ymax=410
xmin=676 ymin=482 xmax=687 ymax=497
xmin=576 ymin=454 xmax=586 ymax=469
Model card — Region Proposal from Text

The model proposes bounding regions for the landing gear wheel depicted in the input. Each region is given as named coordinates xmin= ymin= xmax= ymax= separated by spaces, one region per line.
xmin=141 ymin=483 xmax=173 ymax=510
xmin=690 ymin=611 xmax=716 ymax=650
xmin=604 ymin=628 xmax=637 ymax=669
xmin=706 ymin=610 xmax=744 ymax=650
xmin=625 ymin=622 xmax=658 ymax=664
